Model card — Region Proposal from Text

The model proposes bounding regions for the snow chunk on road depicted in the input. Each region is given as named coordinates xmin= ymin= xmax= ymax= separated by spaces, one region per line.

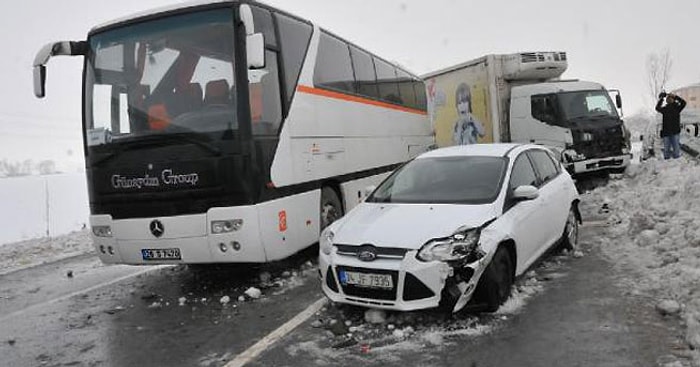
xmin=219 ymin=295 xmax=230 ymax=305
xmin=656 ymin=299 xmax=681 ymax=316
xmin=244 ymin=287 xmax=262 ymax=299
xmin=364 ymin=309 xmax=386 ymax=324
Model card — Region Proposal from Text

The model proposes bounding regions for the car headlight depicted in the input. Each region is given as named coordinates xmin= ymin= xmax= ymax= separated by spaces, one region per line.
xmin=211 ymin=219 xmax=244 ymax=234
xmin=92 ymin=225 xmax=112 ymax=238
xmin=320 ymin=228 xmax=335 ymax=255
xmin=417 ymin=226 xmax=481 ymax=262
xmin=581 ymin=132 xmax=594 ymax=142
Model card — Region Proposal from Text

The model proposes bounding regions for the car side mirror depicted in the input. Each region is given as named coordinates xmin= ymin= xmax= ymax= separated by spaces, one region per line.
xmin=639 ymin=134 xmax=644 ymax=142
xmin=615 ymin=94 xmax=622 ymax=109
xmin=512 ymin=185 xmax=539 ymax=201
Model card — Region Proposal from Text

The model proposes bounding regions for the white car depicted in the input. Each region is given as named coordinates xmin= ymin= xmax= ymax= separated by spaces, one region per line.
xmin=319 ymin=144 xmax=580 ymax=313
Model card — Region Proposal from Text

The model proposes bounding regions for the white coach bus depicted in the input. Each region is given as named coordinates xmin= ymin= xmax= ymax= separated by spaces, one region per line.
xmin=33 ymin=1 xmax=432 ymax=265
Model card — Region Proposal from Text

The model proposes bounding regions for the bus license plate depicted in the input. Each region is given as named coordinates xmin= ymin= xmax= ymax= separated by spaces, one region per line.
xmin=340 ymin=270 xmax=393 ymax=289
xmin=141 ymin=248 xmax=181 ymax=261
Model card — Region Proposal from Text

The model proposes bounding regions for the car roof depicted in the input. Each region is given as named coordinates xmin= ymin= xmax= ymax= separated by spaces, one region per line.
xmin=418 ymin=144 xmax=523 ymax=159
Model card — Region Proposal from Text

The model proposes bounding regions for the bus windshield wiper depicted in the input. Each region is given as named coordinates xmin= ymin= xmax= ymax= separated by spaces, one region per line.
xmin=91 ymin=132 xmax=221 ymax=166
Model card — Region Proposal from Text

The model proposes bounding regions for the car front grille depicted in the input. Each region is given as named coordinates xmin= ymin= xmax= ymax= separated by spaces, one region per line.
xmin=334 ymin=244 xmax=408 ymax=260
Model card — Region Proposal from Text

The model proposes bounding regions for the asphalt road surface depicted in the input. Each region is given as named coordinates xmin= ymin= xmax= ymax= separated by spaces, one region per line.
xmin=0 ymin=202 xmax=690 ymax=367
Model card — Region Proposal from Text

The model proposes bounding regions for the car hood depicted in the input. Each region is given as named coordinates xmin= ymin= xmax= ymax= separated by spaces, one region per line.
xmin=332 ymin=202 xmax=498 ymax=250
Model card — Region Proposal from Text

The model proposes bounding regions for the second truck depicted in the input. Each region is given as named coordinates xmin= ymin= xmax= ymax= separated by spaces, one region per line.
xmin=424 ymin=51 xmax=630 ymax=175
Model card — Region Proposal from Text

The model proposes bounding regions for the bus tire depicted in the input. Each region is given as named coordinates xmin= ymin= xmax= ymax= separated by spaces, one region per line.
xmin=320 ymin=187 xmax=343 ymax=232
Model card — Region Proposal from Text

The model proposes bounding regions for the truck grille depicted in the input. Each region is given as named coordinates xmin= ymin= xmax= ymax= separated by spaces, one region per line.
xmin=576 ymin=127 xmax=624 ymax=158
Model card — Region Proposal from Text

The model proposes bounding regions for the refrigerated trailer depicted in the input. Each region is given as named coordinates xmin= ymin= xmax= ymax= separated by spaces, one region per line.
xmin=424 ymin=52 xmax=631 ymax=174
xmin=32 ymin=1 xmax=432 ymax=265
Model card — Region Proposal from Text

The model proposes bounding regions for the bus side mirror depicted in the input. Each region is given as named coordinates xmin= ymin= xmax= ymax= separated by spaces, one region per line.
xmin=615 ymin=94 xmax=622 ymax=109
xmin=246 ymin=33 xmax=265 ymax=69
xmin=239 ymin=4 xmax=265 ymax=69
xmin=33 ymin=65 xmax=46 ymax=98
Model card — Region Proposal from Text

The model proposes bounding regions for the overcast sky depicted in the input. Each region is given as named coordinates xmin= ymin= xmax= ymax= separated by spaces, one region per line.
xmin=2 ymin=0 xmax=699 ymax=170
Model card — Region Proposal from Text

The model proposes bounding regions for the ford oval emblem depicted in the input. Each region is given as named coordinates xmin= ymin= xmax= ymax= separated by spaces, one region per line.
xmin=357 ymin=245 xmax=377 ymax=262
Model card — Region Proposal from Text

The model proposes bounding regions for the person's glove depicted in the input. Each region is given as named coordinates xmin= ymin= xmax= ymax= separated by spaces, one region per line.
xmin=659 ymin=92 xmax=667 ymax=99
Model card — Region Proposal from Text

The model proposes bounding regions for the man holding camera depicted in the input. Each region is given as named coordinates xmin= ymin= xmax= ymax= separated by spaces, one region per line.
xmin=655 ymin=92 xmax=687 ymax=159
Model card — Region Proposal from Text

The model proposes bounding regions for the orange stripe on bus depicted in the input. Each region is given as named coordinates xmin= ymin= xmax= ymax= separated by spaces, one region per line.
xmin=296 ymin=85 xmax=428 ymax=116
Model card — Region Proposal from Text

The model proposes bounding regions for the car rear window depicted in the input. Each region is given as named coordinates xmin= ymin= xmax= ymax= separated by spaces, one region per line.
xmin=368 ymin=156 xmax=507 ymax=204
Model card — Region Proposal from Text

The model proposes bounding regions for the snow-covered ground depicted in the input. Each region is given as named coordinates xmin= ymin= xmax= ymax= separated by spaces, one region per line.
xmin=586 ymin=157 xmax=700 ymax=364
xmin=0 ymin=229 xmax=92 ymax=275
xmin=0 ymin=172 xmax=89 ymax=245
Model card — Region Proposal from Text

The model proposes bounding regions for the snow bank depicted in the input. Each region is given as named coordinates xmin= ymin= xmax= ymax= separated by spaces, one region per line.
xmin=0 ymin=229 xmax=92 ymax=275
xmin=587 ymin=157 xmax=700 ymax=362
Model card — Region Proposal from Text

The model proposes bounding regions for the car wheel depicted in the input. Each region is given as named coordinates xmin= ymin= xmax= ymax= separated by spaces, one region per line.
xmin=320 ymin=187 xmax=343 ymax=232
xmin=560 ymin=206 xmax=579 ymax=251
xmin=474 ymin=246 xmax=513 ymax=312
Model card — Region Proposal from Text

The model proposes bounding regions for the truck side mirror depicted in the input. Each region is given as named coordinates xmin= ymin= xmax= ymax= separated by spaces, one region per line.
xmin=615 ymin=94 xmax=622 ymax=109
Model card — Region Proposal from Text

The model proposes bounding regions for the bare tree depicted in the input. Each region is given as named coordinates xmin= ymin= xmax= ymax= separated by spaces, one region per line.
xmin=646 ymin=49 xmax=673 ymax=103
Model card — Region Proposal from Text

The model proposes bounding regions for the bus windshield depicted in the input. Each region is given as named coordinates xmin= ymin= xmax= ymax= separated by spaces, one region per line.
xmin=84 ymin=9 xmax=237 ymax=147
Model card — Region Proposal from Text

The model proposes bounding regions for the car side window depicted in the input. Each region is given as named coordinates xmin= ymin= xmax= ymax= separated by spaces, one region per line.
xmin=528 ymin=150 xmax=559 ymax=185
xmin=509 ymin=154 xmax=538 ymax=192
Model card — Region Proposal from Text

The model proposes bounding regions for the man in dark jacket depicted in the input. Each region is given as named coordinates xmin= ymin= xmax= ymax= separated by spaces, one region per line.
xmin=655 ymin=92 xmax=687 ymax=159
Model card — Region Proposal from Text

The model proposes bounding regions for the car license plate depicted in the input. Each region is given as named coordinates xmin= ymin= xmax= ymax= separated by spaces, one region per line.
xmin=141 ymin=248 xmax=181 ymax=260
xmin=339 ymin=270 xmax=393 ymax=289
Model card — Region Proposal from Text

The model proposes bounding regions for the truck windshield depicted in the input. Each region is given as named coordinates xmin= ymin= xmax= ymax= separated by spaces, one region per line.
xmin=84 ymin=9 xmax=237 ymax=147
xmin=558 ymin=90 xmax=618 ymax=120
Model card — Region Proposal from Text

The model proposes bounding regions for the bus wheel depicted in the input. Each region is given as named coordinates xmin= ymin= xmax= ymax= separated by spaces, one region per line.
xmin=320 ymin=187 xmax=343 ymax=231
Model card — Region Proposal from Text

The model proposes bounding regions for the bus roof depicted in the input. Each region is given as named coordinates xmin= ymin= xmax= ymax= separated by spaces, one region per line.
xmin=90 ymin=0 xmax=239 ymax=35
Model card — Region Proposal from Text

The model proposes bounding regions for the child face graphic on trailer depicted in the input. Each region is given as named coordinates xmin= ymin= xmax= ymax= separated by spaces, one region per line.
xmin=453 ymin=83 xmax=485 ymax=145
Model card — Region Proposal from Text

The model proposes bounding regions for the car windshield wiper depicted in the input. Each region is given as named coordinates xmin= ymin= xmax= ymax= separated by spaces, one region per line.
xmin=91 ymin=132 xmax=221 ymax=166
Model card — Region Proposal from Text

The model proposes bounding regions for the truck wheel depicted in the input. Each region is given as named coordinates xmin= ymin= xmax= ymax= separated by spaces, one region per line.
xmin=474 ymin=246 xmax=513 ymax=312
xmin=320 ymin=187 xmax=343 ymax=232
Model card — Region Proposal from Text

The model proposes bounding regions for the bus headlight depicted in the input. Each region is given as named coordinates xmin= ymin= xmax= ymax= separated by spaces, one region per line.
xmin=320 ymin=228 xmax=335 ymax=255
xmin=92 ymin=225 xmax=112 ymax=237
xmin=211 ymin=219 xmax=244 ymax=234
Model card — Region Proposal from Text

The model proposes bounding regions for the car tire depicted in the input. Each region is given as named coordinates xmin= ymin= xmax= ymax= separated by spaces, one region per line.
xmin=320 ymin=187 xmax=343 ymax=232
xmin=474 ymin=246 xmax=513 ymax=312
xmin=560 ymin=206 xmax=579 ymax=251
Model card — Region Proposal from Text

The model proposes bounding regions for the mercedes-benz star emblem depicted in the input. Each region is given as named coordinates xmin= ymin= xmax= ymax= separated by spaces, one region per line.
xmin=357 ymin=244 xmax=377 ymax=262
xmin=150 ymin=220 xmax=164 ymax=238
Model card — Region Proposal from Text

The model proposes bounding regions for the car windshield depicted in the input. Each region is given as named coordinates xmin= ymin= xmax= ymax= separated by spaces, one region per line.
xmin=558 ymin=90 xmax=619 ymax=120
xmin=367 ymin=156 xmax=507 ymax=204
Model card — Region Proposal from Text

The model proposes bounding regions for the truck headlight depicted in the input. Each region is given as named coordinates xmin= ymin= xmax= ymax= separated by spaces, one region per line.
xmin=320 ymin=228 xmax=334 ymax=255
xmin=417 ymin=227 xmax=481 ymax=262
xmin=92 ymin=225 xmax=112 ymax=237
xmin=211 ymin=219 xmax=244 ymax=234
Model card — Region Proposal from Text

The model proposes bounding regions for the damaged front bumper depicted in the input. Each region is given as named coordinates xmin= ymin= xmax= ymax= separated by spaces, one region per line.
xmin=565 ymin=153 xmax=631 ymax=174
xmin=319 ymin=247 xmax=491 ymax=312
